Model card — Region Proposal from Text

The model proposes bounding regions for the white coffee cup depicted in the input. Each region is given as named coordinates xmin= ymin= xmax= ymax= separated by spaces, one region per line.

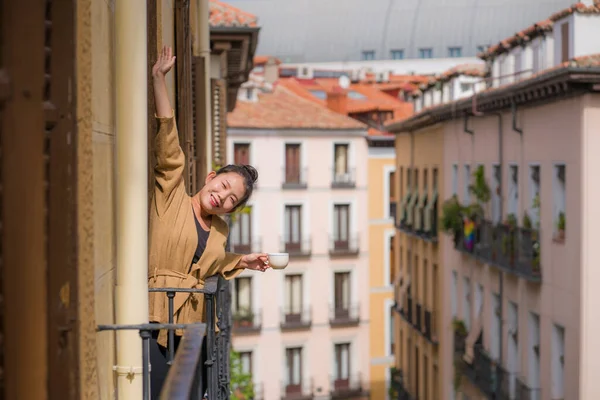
xmin=267 ymin=253 xmax=289 ymax=270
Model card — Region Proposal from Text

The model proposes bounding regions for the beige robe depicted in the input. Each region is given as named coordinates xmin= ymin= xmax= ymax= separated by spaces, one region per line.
xmin=148 ymin=113 xmax=243 ymax=346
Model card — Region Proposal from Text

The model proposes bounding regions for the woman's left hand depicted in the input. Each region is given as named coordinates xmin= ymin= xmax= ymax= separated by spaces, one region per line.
xmin=240 ymin=253 xmax=270 ymax=272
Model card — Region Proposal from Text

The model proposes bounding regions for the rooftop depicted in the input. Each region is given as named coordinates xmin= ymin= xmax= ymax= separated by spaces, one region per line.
xmin=227 ymin=84 xmax=366 ymax=130
xmin=209 ymin=0 xmax=258 ymax=28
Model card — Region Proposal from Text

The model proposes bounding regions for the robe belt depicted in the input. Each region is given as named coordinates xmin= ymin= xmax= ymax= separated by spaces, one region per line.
xmin=150 ymin=264 xmax=206 ymax=317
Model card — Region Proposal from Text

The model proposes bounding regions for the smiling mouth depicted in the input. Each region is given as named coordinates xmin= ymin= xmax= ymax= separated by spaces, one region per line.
xmin=210 ymin=195 xmax=219 ymax=208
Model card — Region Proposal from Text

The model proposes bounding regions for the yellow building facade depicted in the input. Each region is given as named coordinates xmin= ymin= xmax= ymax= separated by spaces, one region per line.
xmin=391 ymin=125 xmax=448 ymax=400
xmin=367 ymin=137 xmax=397 ymax=400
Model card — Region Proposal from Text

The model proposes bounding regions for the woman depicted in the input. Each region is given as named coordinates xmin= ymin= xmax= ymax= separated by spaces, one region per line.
xmin=148 ymin=46 xmax=269 ymax=398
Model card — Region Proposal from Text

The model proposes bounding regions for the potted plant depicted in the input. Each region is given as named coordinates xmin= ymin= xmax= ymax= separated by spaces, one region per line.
xmin=233 ymin=307 xmax=254 ymax=328
xmin=522 ymin=211 xmax=532 ymax=229
xmin=556 ymin=212 xmax=566 ymax=241
xmin=441 ymin=196 xmax=465 ymax=246
xmin=469 ymin=165 xmax=491 ymax=206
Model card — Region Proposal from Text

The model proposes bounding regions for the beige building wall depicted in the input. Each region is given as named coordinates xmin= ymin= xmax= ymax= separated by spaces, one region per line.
xmin=443 ymin=94 xmax=589 ymax=399
xmin=394 ymin=125 xmax=447 ymax=400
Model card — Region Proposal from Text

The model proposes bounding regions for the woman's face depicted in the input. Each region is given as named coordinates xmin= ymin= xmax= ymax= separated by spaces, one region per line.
xmin=198 ymin=171 xmax=247 ymax=214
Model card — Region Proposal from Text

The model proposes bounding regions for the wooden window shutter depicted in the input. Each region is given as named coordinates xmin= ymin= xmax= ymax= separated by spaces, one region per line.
xmin=211 ymin=78 xmax=227 ymax=167
xmin=175 ymin=0 xmax=195 ymax=194
xmin=561 ymin=22 xmax=570 ymax=63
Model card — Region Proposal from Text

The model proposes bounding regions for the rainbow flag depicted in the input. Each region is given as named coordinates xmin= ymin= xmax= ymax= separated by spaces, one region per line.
xmin=464 ymin=219 xmax=475 ymax=251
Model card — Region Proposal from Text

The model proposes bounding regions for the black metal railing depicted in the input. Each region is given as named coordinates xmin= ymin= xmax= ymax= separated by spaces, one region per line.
xmin=330 ymin=374 xmax=364 ymax=398
xmin=329 ymin=304 xmax=360 ymax=327
xmin=281 ymin=378 xmax=314 ymax=399
xmin=280 ymin=236 xmax=312 ymax=257
xmin=423 ymin=309 xmax=438 ymax=343
xmin=232 ymin=308 xmax=262 ymax=334
xmin=97 ymin=274 xmax=232 ymax=400
xmin=281 ymin=307 xmax=312 ymax=331
xmin=390 ymin=368 xmax=414 ymax=400
xmin=331 ymin=167 xmax=356 ymax=188
xmin=455 ymin=219 xmax=542 ymax=282
xmin=516 ymin=376 xmax=541 ymax=400
xmin=406 ymin=296 xmax=413 ymax=324
xmin=460 ymin=344 xmax=498 ymax=398
xmin=329 ymin=235 xmax=360 ymax=256
xmin=230 ymin=238 xmax=262 ymax=254
xmin=282 ymin=167 xmax=308 ymax=189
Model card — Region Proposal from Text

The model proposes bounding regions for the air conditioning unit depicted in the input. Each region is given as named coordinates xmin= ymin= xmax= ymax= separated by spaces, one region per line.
xmin=297 ymin=66 xmax=314 ymax=79
xmin=376 ymin=70 xmax=390 ymax=83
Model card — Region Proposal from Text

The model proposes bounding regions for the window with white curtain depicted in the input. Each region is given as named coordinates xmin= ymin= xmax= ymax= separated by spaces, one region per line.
xmin=284 ymin=205 xmax=302 ymax=248
xmin=334 ymin=343 xmax=350 ymax=380
xmin=239 ymin=351 xmax=253 ymax=375
xmin=333 ymin=204 xmax=350 ymax=246
xmin=334 ymin=272 xmax=350 ymax=311
xmin=334 ymin=143 xmax=349 ymax=179
xmin=285 ymin=274 xmax=303 ymax=314
xmin=286 ymin=347 xmax=302 ymax=386
xmin=234 ymin=277 xmax=252 ymax=312
xmin=231 ymin=206 xmax=252 ymax=251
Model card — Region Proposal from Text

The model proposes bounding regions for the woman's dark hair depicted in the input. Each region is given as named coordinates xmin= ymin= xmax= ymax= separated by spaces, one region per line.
xmin=215 ymin=164 xmax=258 ymax=211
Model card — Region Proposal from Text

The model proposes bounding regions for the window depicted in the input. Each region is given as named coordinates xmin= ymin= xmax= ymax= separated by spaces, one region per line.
xmin=389 ymin=170 xmax=396 ymax=220
xmin=389 ymin=235 xmax=396 ymax=284
xmin=399 ymin=166 xmax=404 ymax=198
xmin=347 ymin=91 xmax=366 ymax=100
xmin=239 ymin=351 xmax=253 ymax=375
xmin=419 ymin=48 xmax=433 ymax=59
xmin=390 ymin=306 xmax=396 ymax=355
xmin=464 ymin=165 xmax=471 ymax=204
xmin=561 ymin=22 xmax=570 ymax=63
xmin=285 ymin=347 xmax=303 ymax=393
xmin=234 ymin=143 xmax=250 ymax=164
xmin=477 ymin=45 xmax=489 ymax=54
xmin=334 ymin=343 xmax=351 ymax=383
xmin=285 ymin=144 xmax=302 ymax=184
xmin=309 ymin=89 xmax=327 ymax=100
xmin=433 ymin=168 xmax=438 ymax=192
xmin=507 ymin=301 xmax=519 ymax=398
xmin=452 ymin=164 xmax=458 ymax=195
xmin=448 ymin=47 xmax=462 ymax=58
xmin=514 ymin=50 xmax=522 ymax=75
xmin=553 ymin=164 xmax=566 ymax=239
xmin=284 ymin=274 xmax=303 ymax=319
xmin=533 ymin=39 xmax=545 ymax=73
xmin=551 ymin=324 xmax=565 ymax=399
xmin=390 ymin=49 xmax=404 ymax=60
xmin=529 ymin=166 xmax=540 ymax=227
xmin=234 ymin=277 xmax=252 ymax=312
xmin=284 ymin=205 xmax=302 ymax=251
xmin=492 ymin=165 xmax=501 ymax=223
xmin=334 ymin=272 xmax=351 ymax=316
xmin=508 ymin=165 xmax=519 ymax=218
xmin=491 ymin=293 xmax=501 ymax=360
xmin=528 ymin=312 xmax=541 ymax=391
xmin=362 ymin=50 xmax=375 ymax=60
xmin=334 ymin=143 xmax=349 ymax=177
xmin=333 ymin=204 xmax=350 ymax=249
xmin=231 ymin=206 xmax=252 ymax=252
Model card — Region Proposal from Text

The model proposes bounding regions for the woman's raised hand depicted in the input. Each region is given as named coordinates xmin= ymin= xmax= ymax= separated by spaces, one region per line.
xmin=152 ymin=46 xmax=176 ymax=78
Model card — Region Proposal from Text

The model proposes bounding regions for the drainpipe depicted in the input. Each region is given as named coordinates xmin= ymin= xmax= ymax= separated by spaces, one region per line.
xmin=198 ymin=0 xmax=212 ymax=173
xmin=115 ymin=0 xmax=149 ymax=398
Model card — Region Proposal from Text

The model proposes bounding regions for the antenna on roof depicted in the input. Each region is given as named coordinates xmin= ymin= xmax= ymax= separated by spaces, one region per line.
xmin=338 ymin=75 xmax=351 ymax=89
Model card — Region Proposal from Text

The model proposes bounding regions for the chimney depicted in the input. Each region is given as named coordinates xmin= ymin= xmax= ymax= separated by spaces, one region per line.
xmin=264 ymin=57 xmax=280 ymax=84
xmin=326 ymin=86 xmax=348 ymax=115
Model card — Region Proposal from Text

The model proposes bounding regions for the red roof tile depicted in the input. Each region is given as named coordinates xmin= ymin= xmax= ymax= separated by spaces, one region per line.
xmin=209 ymin=0 xmax=258 ymax=28
xmin=480 ymin=2 xmax=600 ymax=60
xmin=227 ymin=85 xmax=366 ymax=130
xmin=254 ymin=55 xmax=282 ymax=65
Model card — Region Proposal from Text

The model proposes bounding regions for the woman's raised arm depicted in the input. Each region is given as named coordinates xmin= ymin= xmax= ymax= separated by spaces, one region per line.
xmin=152 ymin=46 xmax=175 ymax=117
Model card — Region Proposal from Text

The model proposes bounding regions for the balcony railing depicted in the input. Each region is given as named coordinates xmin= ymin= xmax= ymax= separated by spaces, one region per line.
xmin=460 ymin=344 xmax=499 ymax=398
xmin=423 ymin=308 xmax=438 ymax=344
xmin=329 ymin=235 xmax=359 ymax=256
xmin=281 ymin=236 xmax=312 ymax=258
xmin=329 ymin=304 xmax=360 ymax=327
xmin=330 ymin=374 xmax=365 ymax=398
xmin=331 ymin=167 xmax=356 ymax=188
xmin=282 ymin=167 xmax=308 ymax=189
xmin=230 ymin=238 xmax=262 ymax=254
xmin=406 ymin=296 xmax=413 ymax=324
xmin=415 ymin=303 xmax=423 ymax=332
xmin=281 ymin=307 xmax=312 ymax=331
xmin=281 ymin=378 xmax=314 ymax=400
xmin=97 ymin=275 xmax=232 ymax=400
xmin=232 ymin=308 xmax=262 ymax=335
xmin=455 ymin=218 xmax=541 ymax=282
xmin=390 ymin=368 xmax=414 ymax=400
xmin=516 ymin=377 xmax=541 ymax=400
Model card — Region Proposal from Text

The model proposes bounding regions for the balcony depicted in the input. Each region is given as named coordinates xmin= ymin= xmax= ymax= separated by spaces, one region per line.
xmin=281 ymin=307 xmax=312 ymax=331
xmin=331 ymin=167 xmax=356 ymax=188
xmin=396 ymin=193 xmax=438 ymax=242
xmin=282 ymin=167 xmax=308 ymax=189
xmin=329 ymin=235 xmax=359 ymax=257
xmin=455 ymin=218 xmax=541 ymax=282
xmin=329 ymin=304 xmax=360 ymax=327
xmin=232 ymin=307 xmax=262 ymax=335
xmin=280 ymin=236 xmax=312 ymax=258
xmin=390 ymin=368 xmax=414 ymax=400
xmin=330 ymin=374 xmax=366 ymax=398
xmin=460 ymin=344 xmax=498 ymax=398
xmin=97 ymin=275 xmax=232 ymax=400
xmin=423 ymin=308 xmax=438 ymax=344
xmin=516 ymin=376 xmax=541 ymax=400
xmin=281 ymin=379 xmax=314 ymax=400
xmin=230 ymin=238 xmax=262 ymax=254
